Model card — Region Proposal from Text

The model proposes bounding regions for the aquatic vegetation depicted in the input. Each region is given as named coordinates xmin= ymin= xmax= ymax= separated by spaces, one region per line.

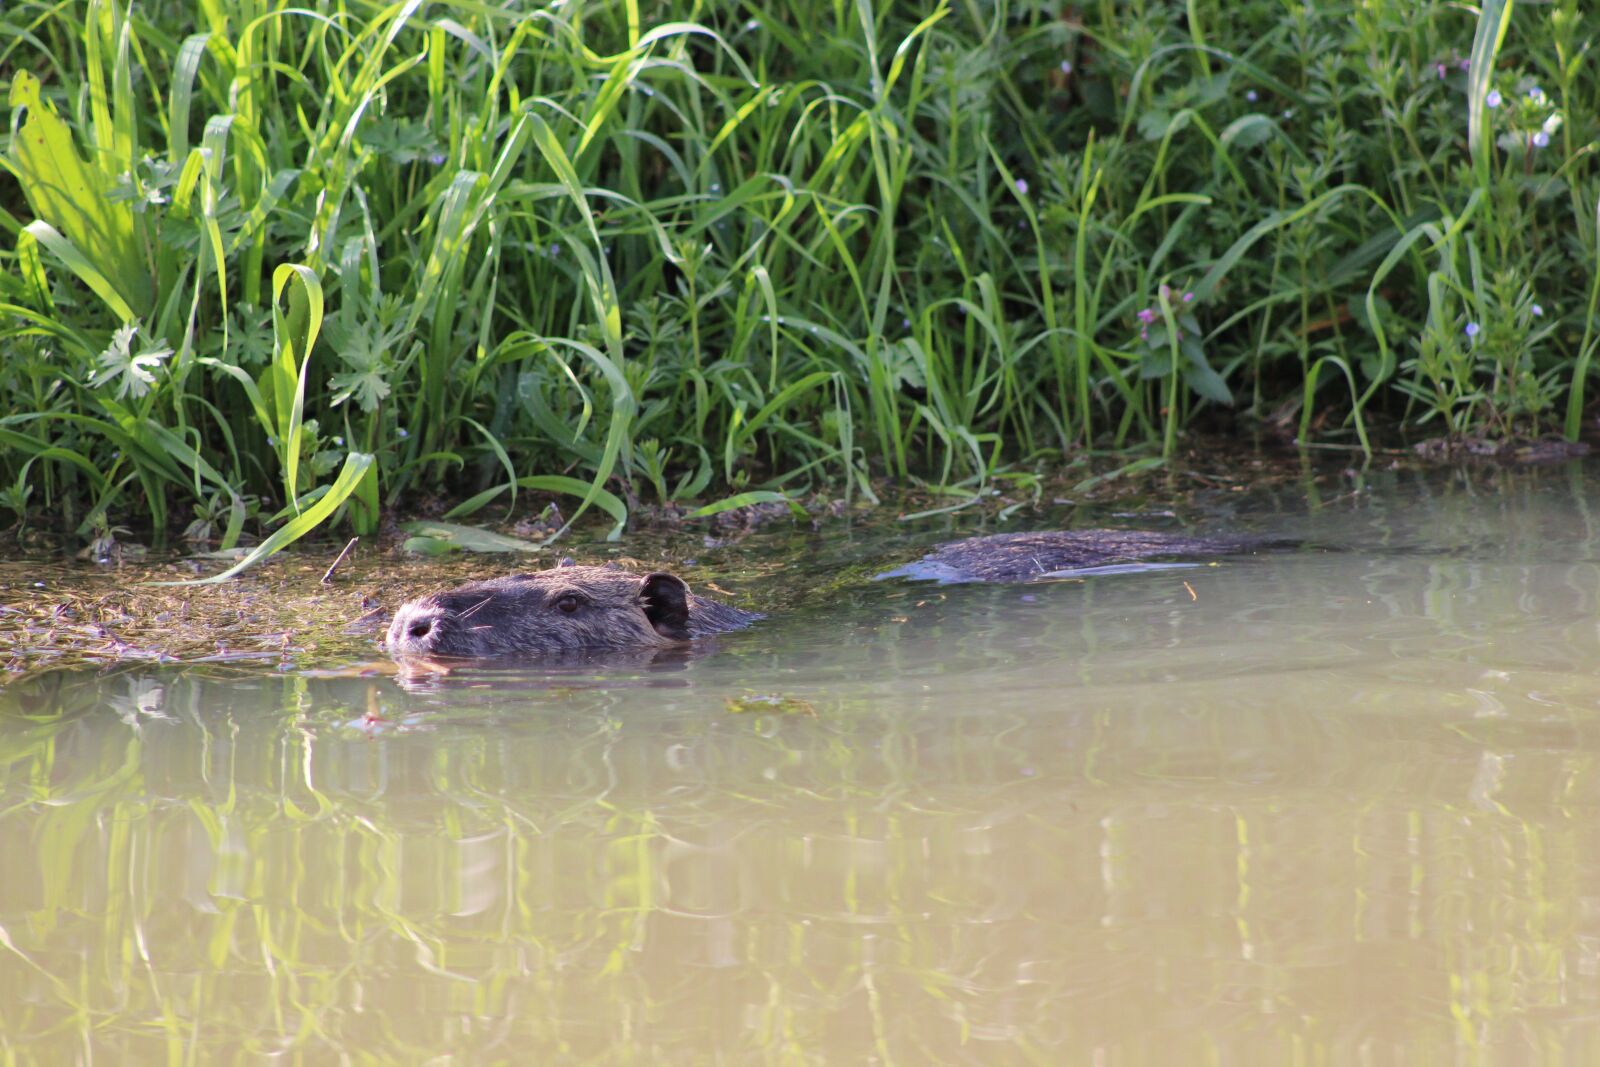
xmin=1 ymin=0 xmax=1597 ymax=563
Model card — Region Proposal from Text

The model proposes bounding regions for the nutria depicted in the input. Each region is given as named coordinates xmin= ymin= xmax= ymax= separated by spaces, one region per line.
xmin=876 ymin=529 xmax=1279 ymax=584
xmin=386 ymin=561 xmax=760 ymax=659
xmin=386 ymin=530 xmax=1277 ymax=660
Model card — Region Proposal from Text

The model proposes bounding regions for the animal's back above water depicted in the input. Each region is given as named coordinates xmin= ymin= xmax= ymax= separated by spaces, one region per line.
xmin=881 ymin=529 xmax=1276 ymax=583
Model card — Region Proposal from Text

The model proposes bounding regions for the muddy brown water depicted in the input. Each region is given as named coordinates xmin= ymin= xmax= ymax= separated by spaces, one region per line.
xmin=6 ymin=461 xmax=1600 ymax=1062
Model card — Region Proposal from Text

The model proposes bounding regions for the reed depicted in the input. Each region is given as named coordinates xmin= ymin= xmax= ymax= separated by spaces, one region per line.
xmin=1 ymin=0 xmax=1593 ymax=559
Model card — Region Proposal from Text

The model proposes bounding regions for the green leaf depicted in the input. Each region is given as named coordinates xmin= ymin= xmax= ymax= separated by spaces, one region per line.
xmin=163 ymin=452 xmax=375 ymax=585
xmin=270 ymin=263 xmax=324 ymax=510
xmin=1467 ymin=0 xmax=1515 ymax=184
xmin=399 ymin=520 xmax=541 ymax=553
xmin=22 ymin=221 xmax=138 ymax=323
xmin=1181 ymin=339 xmax=1232 ymax=405
xmin=402 ymin=535 xmax=465 ymax=556
xmin=514 ymin=474 xmax=629 ymax=541
xmin=1070 ymin=456 xmax=1167 ymax=494
xmin=8 ymin=71 xmax=149 ymax=315
xmin=689 ymin=491 xmax=807 ymax=520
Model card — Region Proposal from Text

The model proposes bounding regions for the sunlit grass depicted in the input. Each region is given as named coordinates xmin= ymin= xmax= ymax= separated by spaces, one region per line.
xmin=1 ymin=0 xmax=1596 ymax=562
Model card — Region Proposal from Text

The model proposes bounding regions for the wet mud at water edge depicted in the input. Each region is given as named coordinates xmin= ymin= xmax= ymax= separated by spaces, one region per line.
xmin=9 ymin=459 xmax=1600 ymax=1061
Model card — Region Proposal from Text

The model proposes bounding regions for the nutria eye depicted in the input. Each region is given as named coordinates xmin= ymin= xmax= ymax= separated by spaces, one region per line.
xmin=555 ymin=594 xmax=581 ymax=614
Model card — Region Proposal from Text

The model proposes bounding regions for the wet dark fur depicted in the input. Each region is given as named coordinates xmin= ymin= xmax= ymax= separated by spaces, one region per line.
xmin=887 ymin=530 xmax=1278 ymax=583
xmin=386 ymin=563 xmax=759 ymax=659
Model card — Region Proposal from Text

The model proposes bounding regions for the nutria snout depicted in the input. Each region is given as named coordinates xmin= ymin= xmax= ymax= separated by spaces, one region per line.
xmin=386 ymin=562 xmax=760 ymax=659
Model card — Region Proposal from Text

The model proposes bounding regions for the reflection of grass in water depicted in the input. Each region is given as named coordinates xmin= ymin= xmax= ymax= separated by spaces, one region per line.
xmin=0 ymin=672 xmax=976 ymax=1059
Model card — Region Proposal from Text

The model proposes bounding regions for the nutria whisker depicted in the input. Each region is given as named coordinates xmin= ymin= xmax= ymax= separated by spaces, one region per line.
xmin=455 ymin=596 xmax=496 ymax=621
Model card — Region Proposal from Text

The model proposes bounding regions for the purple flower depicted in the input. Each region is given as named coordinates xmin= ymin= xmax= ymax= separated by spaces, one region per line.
xmin=1246 ymin=89 xmax=1259 ymax=102
xmin=1465 ymin=322 xmax=1481 ymax=339
xmin=397 ymin=427 xmax=410 ymax=439
xmin=1434 ymin=64 xmax=1447 ymax=80
xmin=1486 ymin=90 xmax=1502 ymax=109
xmin=1533 ymin=131 xmax=1551 ymax=148
xmin=1014 ymin=178 xmax=1029 ymax=195
xmin=1060 ymin=60 xmax=1072 ymax=75
xmin=1182 ymin=291 xmax=1196 ymax=303
xmin=428 ymin=153 xmax=446 ymax=166
xmin=1137 ymin=308 xmax=1158 ymax=325
xmin=1459 ymin=58 xmax=1471 ymax=72
xmin=1532 ymin=304 xmax=1544 ymax=317
xmin=1159 ymin=283 xmax=1172 ymax=301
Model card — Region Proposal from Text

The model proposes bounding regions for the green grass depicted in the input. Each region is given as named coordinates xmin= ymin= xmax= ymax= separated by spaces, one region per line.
xmin=1 ymin=0 xmax=1596 ymax=560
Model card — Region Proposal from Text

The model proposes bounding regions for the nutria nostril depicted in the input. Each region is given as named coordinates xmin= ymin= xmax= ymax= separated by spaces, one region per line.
xmin=408 ymin=620 xmax=432 ymax=639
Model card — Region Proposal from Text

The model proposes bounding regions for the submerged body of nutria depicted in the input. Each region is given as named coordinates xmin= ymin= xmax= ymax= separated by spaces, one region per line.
xmin=877 ymin=529 xmax=1281 ymax=583
xmin=385 ymin=562 xmax=760 ymax=659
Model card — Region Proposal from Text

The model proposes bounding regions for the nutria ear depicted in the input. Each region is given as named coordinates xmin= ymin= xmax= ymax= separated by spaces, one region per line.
xmin=639 ymin=572 xmax=691 ymax=640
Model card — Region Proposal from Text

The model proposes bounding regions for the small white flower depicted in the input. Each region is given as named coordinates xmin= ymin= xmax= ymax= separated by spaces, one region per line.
xmin=1486 ymin=90 xmax=1503 ymax=109
xmin=1060 ymin=60 xmax=1072 ymax=75
xmin=90 ymin=322 xmax=172 ymax=401
xmin=1532 ymin=304 xmax=1544 ymax=317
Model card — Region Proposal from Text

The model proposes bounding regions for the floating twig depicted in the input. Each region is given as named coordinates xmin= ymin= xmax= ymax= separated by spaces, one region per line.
xmin=322 ymin=538 xmax=360 ymax=584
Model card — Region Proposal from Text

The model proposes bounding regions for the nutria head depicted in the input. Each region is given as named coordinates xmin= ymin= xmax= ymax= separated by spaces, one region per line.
xmin=386 ymin=563 xmax=729 ymax=659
